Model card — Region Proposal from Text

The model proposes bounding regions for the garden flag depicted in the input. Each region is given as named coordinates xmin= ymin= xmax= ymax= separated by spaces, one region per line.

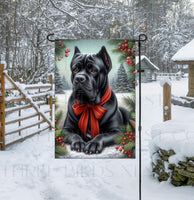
xmin=55 ymin=39 xmax=136 ymax=159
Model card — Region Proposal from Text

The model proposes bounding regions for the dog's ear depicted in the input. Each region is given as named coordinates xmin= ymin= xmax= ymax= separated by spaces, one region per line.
xmin=74 ymin=46 xmax=81 ymax=56
xmin=97 ymin=46 xmax=112 ymax=73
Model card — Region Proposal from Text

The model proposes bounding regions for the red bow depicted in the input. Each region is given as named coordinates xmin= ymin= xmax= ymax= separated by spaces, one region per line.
xmin=72 ymin=85 xmax=111 ymax=139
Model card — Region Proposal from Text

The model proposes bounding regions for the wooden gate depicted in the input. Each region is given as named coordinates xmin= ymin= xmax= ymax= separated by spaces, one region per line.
xmin=0 ymin=64 xmax=54 ymax=150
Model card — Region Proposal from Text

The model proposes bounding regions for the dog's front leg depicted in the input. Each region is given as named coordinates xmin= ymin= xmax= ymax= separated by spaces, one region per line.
xmin=84 ymin=132 xmax=119 ymax=154
xmin=65 ymin=133 xmax=86 ymax=152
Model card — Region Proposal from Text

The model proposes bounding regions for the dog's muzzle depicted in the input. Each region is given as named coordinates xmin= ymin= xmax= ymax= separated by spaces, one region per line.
xmin=74 ymin=74 xmax=86 ymax=84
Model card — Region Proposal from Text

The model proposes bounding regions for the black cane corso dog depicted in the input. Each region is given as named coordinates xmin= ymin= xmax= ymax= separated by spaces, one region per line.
xmin=63 ymin=46 xmax=130 ymax=154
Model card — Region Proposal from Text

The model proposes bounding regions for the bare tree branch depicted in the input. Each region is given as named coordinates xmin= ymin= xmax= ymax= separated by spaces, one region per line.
xmin=48 ymin=0 xmax=78 ymax=21
xmin=71 ymin=0 xmax=106 ymax=9
xmin=39 ymin=0 xmax=54 ymax=22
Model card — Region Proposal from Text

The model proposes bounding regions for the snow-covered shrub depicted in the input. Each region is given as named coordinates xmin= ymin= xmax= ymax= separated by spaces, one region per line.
xmin=150 ymin=122 xmax=194 ymax=186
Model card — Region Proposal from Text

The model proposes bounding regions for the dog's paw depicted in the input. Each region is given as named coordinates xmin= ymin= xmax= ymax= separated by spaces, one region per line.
xmin=71 ymin=141 xmax=85 ymax=152
xmin=84 ymin=140 xmax=103 ymax=154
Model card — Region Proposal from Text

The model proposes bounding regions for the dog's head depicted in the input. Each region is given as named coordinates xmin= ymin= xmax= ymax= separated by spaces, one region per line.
xmin=70 ymin=46 xmax=112 ymax=105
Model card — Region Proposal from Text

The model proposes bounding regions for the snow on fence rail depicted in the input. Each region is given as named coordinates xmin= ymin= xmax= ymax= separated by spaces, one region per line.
xmin=155 ymin=72 xmax=181 ymax=81
xmin=0 ymin=64 xmax=54 ymax=150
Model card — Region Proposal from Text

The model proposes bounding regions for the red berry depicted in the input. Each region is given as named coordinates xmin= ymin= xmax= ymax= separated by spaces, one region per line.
xmin=55 ymin=128 xmax=57 ymax=131
xmin=119 ymin=148 xmax=122 ymax=152
xmin=127 ymin=49 xmax=131 ymax=53
xmin=124 ymin=49 xmax=127 ymax=52
xmin=58 ymin=40 xmax=61 ymax=43
xmin=55 ymin=119 xmax=57 ymax=123
xmin=123 ymin=137 xmax=127 ymax=141
xmin=128 ymin=154 xmax=132 ymax=158
xmin=133 ymin=136 xmax=135 ymax=140
xmin=65 ymin=50 xmax=68 ymax=53
xmin=122 ymin=145 xmax=125 ymax=149
xmin=68 ymin=49 xmax=70 ymax=52
xmin=61 ymin=142 xmax=66 ymax=148
xmin=118 ymin=46 xmax=121 ymax=50
xmin=124 ymin=151 xmax=128 ymax=154
xmin=115 ymin=146 xmax=119 ymax=150
xmin=122 ymin=44 xmax=125 ymax=48
xmin=122 ymin=142 xmax=126 ymax=145
xmin=127 ymin=56 xmax=131 ymax=60
xmin=129 ymin=62 xmax=133 ymax=66
xmin=124 ymin=132 xmax=129 ymax=136
xmin=124 ymin=40 xmax=128 ymax=43
xmin=133 ymin=81 xmax=136 ymax=84
xmin=129 ymin=132 xmax=133 ymax=136
xmin=61 ymin=44 xmax=64 ymax=47
xmin=129 ymin=135 xmax=132 ymax=139
xmin=65 ymin=54 xmax=68 ymax=57
xmin=129 ymin=139 xmax=133 ymax=142
xmin=120 ymin=49 xmax=123 ymax=52
xmin=133 ymin=71 xmax=136 ymax=75
xmin=58 ymin=58 xmax=61 ymax=61
xmin=125 ymin=44 xmax=128 ymax=48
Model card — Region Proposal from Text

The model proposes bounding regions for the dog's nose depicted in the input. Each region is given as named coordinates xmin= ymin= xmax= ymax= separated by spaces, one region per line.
xmin=75 ymin=75 xmax=86 ymax=83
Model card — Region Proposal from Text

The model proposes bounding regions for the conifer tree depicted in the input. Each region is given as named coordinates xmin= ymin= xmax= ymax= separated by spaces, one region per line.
xmin=62 ymin=75 xmax=71 ymax=90
xmin=115 ymin=64 xmax=131 ymax=93
xmin=55 ymin=65 xmax=64 ymax=94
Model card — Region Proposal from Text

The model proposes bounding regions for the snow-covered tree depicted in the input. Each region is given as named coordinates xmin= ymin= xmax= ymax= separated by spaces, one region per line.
xmin=62 ymin=75 xmax=71 ymax=90
xmin=115 ymin=64 xmax=131 ymax=93
xmin=55 ymin=66 xmax=64 ymax=94
xmin=0 ymin=0 xmax=194 ymax=80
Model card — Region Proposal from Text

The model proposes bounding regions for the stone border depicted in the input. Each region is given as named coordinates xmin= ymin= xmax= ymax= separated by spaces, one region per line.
xmin=152 ymin=148 xmax=194 ymax=186
xmin=171 ymin=95 xmax=194 ymax=108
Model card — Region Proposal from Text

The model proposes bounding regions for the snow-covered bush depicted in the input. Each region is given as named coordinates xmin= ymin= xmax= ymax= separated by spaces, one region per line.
xmin=150 ymin=121 xmax=194 ymax=186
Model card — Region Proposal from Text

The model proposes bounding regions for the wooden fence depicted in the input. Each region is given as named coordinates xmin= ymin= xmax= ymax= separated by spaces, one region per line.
xmin=0 ymin=64 xmax=54 ymax=150
xmin=156 ymin=72 xmax=181 ymax=81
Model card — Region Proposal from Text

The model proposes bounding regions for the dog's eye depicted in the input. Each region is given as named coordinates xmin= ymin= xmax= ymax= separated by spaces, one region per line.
xmin=73 ymin=67 xmax=78 ymax=72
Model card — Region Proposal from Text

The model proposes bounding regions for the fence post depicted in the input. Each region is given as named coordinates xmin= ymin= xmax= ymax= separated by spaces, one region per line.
xmin=38 ymin=87 xmax=41 ymax=132
xmin=49 ymin=74 xmax=53 ymax=130
xmin=19 ymin=79 xmax=22 ymax=136
xmin=163 ymin=82 xmax=171 ymax=121
xmin=0 ymin=64 xmax=5 ymax=150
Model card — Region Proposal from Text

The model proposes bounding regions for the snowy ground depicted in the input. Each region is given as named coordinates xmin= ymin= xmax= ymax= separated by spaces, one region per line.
xmin=139 ymin=78 xmax=194 ymax=200
xmin=0 ymin=78 xmax=194 ymax=200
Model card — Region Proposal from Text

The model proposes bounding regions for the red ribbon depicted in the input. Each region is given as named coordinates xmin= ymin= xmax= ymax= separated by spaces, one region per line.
xmin=72 ymin=85 xmax=111 ymax=139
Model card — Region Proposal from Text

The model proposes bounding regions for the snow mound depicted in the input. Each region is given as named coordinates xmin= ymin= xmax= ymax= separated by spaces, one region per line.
xmin=150 ymin=121 xmax=194 ymax=164
xmin=0 ymin=61 xmax=7 ymax=68
xmin=63 ymin=144 xmax=123 ymax=159
xmin=172 ymin=39 xmax=194 ymax=61
xmin=159 ymin=78 xmax=171 ymax=87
